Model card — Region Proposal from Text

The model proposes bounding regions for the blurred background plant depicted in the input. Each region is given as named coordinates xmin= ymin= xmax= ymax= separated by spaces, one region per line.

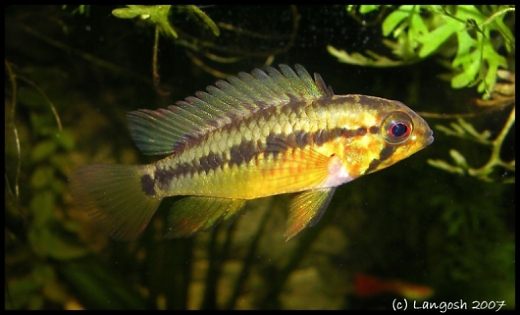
xmin=111 ymin=4 xmax=298 ymax=86
xmin=5 ymin=5 xmax=515 ymax=310
xmin=328 ymin=5 xmax=515 ymax=183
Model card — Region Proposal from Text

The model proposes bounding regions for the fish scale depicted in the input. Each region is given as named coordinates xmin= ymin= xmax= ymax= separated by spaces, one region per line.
xmin=70 ymin=64 xmax=433 ymax=241
xmin=153 ymin=101 xmax=328 ymax=197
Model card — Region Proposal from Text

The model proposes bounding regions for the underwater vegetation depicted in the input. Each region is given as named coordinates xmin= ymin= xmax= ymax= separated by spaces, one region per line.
xmin=5 ymin=5 xmax=515 ymax=310
xmin=329 ymin=5 xmax=515 ymax=183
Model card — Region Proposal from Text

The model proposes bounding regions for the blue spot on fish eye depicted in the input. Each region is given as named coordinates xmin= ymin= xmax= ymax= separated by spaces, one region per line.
xmin=390 ymin=123 xmax=409 ymax=137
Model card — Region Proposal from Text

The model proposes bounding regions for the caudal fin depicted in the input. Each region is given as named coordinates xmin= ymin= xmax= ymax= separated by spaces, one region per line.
xmin=69 ymin=164 xmax=162 ymax=241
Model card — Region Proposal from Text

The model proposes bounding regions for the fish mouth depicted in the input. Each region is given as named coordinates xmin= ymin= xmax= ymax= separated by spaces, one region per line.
xmin=425 ymin=129 xmax=434 ymax=146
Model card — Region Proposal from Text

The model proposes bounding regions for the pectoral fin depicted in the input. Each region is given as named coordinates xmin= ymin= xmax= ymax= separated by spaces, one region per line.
xmin=285 ymin=188 xmax=336 ymax=241
xmin=164 ymin=196 xmax=246 ymax=238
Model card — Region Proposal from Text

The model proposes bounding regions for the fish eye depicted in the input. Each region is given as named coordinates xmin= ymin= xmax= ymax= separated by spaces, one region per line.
xmin=381 ymin=112 xmax=413 ymax=144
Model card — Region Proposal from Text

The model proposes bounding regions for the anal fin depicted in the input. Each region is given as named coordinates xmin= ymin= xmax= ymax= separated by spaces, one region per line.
xmin=165 ymin=196 xmax=247 ymax=238
xmin=285 ymin=188 xmax=336 ymax=241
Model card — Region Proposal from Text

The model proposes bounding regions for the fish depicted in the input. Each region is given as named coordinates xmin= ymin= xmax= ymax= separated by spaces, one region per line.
xmin=354 ymin=273 xmax=434 ymax=300
xmin=69 ymin=64 xmax=433 ymax=241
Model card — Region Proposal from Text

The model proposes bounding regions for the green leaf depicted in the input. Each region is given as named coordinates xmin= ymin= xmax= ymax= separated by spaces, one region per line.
xmin=31 ymin=140 xmax=57 ymax=163
xmin=30 ymin=190 xmax=56 ymax=225
xmin=382 ymin=6 xmax=412 ymax=36
xmin=479 ymin=42 xmax=508 ymax=93
xmin=32 ymin=264 xmax=55 ymax=285
xmin=457 ymin=118 xmax=492 ymax=141
xmin=5 ymin=277 xmax=41 ymax=309
xmin=30 ymin=166 xmax=55 ymax=189
xmin=55 ymin=129 xmax=75 ymax=151
xmin=112 ymin=5 xmax=177 ymax=38
xmin=359 ymin=5 xmax=381 ymax=14
xmin=490 ymin=10 xmax=515 ymax=53
xmin=452 ymin=50 xmax=481 ymax=89
xmin=427 ymin=159 xmax=465 ymax=175
xmin=327 ymin=45 xmax=414 ymax=67
xmin=112 ymin=5 xmax=148 ymax=19
xmin=451 ymin=71 xmax=470 ymax=89
xmin=449 ymin=122 xmax=465 ymax=135
xmin=449 ymin=149 xmax=468 ymax=168
xmin=453 ymin=31 xmax=477 ymax=67
xmin=188 ymin=5 xmax=220 ymax=36
xmin=29 ymin=226 xmax=88 ymax=260
xmin=418 ymin=21 xmax=456 ymax=58
xmin=409 ymin=8 xmax=429 ymax=38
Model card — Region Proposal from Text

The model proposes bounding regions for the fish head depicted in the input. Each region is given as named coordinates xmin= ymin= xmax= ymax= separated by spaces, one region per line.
xmin=326 ymin=95 xmax=434 ymax=177
xmin=355 ymin=95 xmax=434 ymax=175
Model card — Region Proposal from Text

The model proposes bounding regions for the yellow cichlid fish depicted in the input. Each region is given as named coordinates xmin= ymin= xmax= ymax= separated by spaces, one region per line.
xmin=69 ymin=64 xmax=433 ymax=241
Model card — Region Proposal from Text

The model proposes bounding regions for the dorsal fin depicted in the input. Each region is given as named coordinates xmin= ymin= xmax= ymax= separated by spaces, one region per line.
xmin=127 ymin=64 xmax=334 ymax=156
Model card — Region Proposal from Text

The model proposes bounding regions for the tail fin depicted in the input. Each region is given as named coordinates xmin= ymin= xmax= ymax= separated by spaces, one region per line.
xmin=69 ymin=164 xmax=162 ymax=241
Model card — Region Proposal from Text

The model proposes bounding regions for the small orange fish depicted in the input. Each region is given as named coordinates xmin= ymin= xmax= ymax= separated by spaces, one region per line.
xmin=69 ymin=65 xmax=433 ymax=241
xmin=355 ymin=273 xmax=434 ymax=300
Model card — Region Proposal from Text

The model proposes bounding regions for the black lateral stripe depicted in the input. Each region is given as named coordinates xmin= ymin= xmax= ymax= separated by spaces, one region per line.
xmin=365 ymin=145 xmax=396 ymax=174
xmin=141 ymin=174 xmax=156 ymax=196
xmin=154 ymin=161 xmax=199 ymax=189
xmin=314 ymin=129 xmax=328 ymax=146
xmin=229 ymin=140 xmax=258 ymax=167
xmin=199 ymin=152 xmax=223 ymax=173
xmin=154 ymin=125 xmax=371 ymax=187
xmin=155 ymin=167 xmax=176 ymax=189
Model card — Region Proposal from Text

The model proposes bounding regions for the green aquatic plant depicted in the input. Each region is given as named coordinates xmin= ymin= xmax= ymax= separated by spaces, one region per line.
xmin=329 ymin=5 xmax=514 ymax=98
xmin=5 ymin=62 xmax=89 ymax=309
xmin=427 ymin=69 xmax=515 ymax=183
xmin=329 ymin=5 xmax=515 ymax=183
xmin=111 ymin=5 xmax=299 ymax=79
xmin=112 ymin=5 xmax=220 ymax=39
xmin=112 ymin=5 xmax=220 ymax=93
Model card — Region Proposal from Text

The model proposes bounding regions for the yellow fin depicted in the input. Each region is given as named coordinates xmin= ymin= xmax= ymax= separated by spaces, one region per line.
xmin=164 ymin=197 xmax=246 ymax=238
xmin=285 ymin=188 xmax=336 ymax=241
xmin=261 ymin=134 xmax=333 ymax=192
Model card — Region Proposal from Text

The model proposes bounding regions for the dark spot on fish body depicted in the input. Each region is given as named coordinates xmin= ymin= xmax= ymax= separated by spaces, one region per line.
xmin=168 ymin=124 xmax=377 ymax=182
xmin=293 ymin=130 xmax=309 ymax=148
xmin=340 ymin=128 xmax=357 ymax=138
xmin=229 ymin=140 xmax=259 ymax=167
xmin=314 ymin=127 xmax=365 ymax=147
xmin=264 ymin=127 xmax=372 ymax=158
xmin=265 ymin=133 xmax=284 ymax=159
xmin=229 ymin=145 xmax=244 ymax=166
xmin=379 ymin=145 xmax=396 ymax=161
xmin=365 ymin=159 xmax=380 ymax=175
xmin=242 ymin=141 xmax=258 ymax=164
xmin=180 ymin=162 xmax=198 ymax=178
xmin=155 ymin=167 xmax=176 ymax=189
xmin=155 ymin=160 xmax=202 ymax=189
xmin=141 ymin=174 xmax=156 ymax=196
xmin=369 ymin=126 xmax=379 ymax=134
xmin=199 ymin=152 xmax=223 ymax=174
xmin=314 ymin=129 xmax=328 ymax=146
xmin=356 ymin=126 xmax=367 ymax=136
xmin=364 ymin=145 xmax=397 ymax=174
